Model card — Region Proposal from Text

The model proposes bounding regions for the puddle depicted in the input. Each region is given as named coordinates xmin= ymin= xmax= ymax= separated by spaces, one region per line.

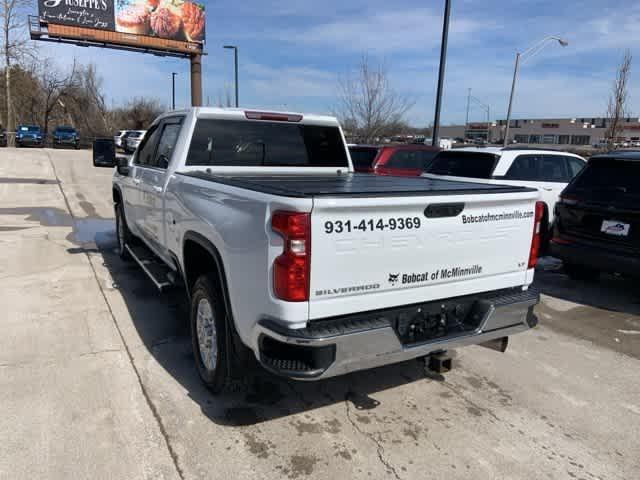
xmin=68 ymin=218 xmax=115 ymax=246
xmin=0 ymin=177 xmax=59 ymax=185
xmin=0 ymin=206 xmax=115 ymax=247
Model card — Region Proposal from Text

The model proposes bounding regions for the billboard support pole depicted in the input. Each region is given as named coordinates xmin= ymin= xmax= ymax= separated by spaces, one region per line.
xmin=190 ymin=53 xmax=202 ymax=107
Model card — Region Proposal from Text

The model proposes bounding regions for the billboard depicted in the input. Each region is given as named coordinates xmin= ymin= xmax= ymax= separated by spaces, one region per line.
xmin=38 ymin=0 xmax=205 ymax=44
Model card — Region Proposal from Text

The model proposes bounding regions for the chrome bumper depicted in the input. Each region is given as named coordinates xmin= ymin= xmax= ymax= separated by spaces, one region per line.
xmin=256 ymin=288 xmax=539 ymax=380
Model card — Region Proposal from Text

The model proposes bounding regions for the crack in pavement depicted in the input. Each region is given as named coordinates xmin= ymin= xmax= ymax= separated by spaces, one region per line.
xmin=344 ymin=393 xmax=402 ymax=480
xmin=0 ymin=348 xmax=123 ymax=369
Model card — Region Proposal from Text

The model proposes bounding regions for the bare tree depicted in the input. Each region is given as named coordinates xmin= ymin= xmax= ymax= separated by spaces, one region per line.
xmin=336 ymin=55 xmax=414 ymax=143
xmin=110 ymin=97 xmax=165 ymax=130
xmin=606 ymin=50 xmax=632 ymax=148
xmin=1 ymin=0 xmax=35 ymax=131
xmin=65 ymin=63 xmax=110 ymax=135
xmin=36 ymin=58 xmax=79 ymax=135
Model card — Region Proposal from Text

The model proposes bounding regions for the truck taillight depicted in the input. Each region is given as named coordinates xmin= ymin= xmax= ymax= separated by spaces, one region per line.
xmin=528 ymin=202 xmax=545 ymax=269
xmin=272 ymin=211 xmax=311 ymax=302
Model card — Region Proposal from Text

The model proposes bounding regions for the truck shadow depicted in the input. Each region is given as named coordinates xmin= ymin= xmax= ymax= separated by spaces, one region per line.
xmin=91 ymin=236 xmax=431 ymax=427
xmin=534 ymin=257 xmax=640 ymax=316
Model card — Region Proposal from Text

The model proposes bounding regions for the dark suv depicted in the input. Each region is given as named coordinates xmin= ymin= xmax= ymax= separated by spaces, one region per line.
xmin=53 ymin=126 xmax=80 ymax=149
xmin=550 ymin=151 xmax=640 ymax=280
xmin=15 ymin=125 xmax=44 ymax=147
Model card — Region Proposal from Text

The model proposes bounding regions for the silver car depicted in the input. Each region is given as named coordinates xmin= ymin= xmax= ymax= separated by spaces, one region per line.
xmin=123 ymin=130 xmax=146 ymax=153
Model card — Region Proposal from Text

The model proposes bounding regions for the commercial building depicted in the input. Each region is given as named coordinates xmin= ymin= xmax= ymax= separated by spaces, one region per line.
xmin=439 ymin=117 xmax=640 ymax=146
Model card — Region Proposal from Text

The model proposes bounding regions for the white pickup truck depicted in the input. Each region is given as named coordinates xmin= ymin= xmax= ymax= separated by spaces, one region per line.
xmin=94 ymin=108 xmax=542 ymax=393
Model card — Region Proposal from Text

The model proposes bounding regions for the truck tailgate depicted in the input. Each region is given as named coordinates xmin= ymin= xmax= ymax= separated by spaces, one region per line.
xmin=309 ymin=191 xmax=539 ymax=319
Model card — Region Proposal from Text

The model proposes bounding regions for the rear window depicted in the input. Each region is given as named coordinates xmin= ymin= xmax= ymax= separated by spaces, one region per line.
xmin=567 ymin=159 xmax=640 ymax=202
xmin=385 ymin=150 xmax=439 ymax=171
xmin=56 ymin=127 xmax=75 ymax=133
xmin=20 ymin=126 xmax=39 ymax=132
xmin=187 ymin=119 xmax=349 ymax=167
xmin=349 ymin=147 xmax=379 ymax=170
xmin=425 ymin=151 xmax=498 ymax=179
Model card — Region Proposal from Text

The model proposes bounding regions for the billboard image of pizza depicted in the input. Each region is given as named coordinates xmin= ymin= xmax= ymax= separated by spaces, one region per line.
xmin=115 ymin=0 xmax=205 ymax=41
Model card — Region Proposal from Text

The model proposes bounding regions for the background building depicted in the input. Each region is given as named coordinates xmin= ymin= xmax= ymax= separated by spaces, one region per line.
xmin=439 ymin=117 xmax=640 ymax=146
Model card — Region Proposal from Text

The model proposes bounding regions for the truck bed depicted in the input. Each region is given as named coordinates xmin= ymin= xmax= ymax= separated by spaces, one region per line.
xmin=177 ymin=172 xmax=536 ymax=198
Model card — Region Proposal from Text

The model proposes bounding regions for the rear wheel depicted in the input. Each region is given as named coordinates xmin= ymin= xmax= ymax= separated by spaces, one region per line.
xmin=190 ymin=274 xmax=231 ymax=393
xmin=115 ymin=203 xmax=132 ymax=260
xmin=564 ymin=262 xmax=599 ymax=281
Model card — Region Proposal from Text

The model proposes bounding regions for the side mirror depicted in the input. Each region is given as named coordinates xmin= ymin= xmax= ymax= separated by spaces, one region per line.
xmin=116 ymin=156 xmax=131 ymax=176
xmin=93 ymin=138 xmax=116 ymax=167
xmin=158 ymin=154 xmax=170 ymax=169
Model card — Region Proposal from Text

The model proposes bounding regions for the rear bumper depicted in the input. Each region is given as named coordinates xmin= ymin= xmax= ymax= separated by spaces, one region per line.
xmin=550 ymin=239 xmax=640 ymax=276
xmin=255 ymin=288 xmax=539 ymax=380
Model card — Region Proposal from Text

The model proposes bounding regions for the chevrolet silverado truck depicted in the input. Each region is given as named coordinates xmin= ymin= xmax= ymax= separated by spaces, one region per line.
xmin=93 ymin=108 xmax=542 ymax=393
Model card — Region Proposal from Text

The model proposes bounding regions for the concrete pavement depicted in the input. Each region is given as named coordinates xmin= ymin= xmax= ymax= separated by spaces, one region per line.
xmin=1 ymin=148 xmax=639 ymax=480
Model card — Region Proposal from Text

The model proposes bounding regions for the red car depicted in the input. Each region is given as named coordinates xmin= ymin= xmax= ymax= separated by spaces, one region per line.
xmin=348 ymin=144 xmax=441 ymax=176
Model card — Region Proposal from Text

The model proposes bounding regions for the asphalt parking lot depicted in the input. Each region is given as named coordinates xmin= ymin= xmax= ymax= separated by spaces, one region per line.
xmin=1 ymin=148 xmax=639 ymax=480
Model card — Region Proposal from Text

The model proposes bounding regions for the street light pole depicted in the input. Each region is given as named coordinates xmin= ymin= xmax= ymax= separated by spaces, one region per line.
xmin=224 ymin=45 xmax=239 ymax=107
xmin=432 ymin=0 xmax=451 ymax=147
xmin=503 ymin=54 xmax=520 ymax=147
xmin=503 ymin=36 xmax=568 ymax=146
xmin=465 ymin=88 xmax=471 ymax=126
xmin=171 ymin=72 xmax=177 ymax=110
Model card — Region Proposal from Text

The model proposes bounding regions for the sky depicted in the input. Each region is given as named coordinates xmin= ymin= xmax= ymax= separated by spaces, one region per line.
xmin=34 ymin=0 xmax=640 ymax=126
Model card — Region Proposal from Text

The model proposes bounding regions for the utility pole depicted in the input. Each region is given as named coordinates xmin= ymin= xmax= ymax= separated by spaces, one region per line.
xmin=432 ymin=0 xmax=451 ymax=147
xmin=190 ymin=54 xmax=202 ymax=107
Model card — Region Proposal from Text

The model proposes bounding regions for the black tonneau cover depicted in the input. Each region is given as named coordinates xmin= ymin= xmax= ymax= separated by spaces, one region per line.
xmin=177 ymin=172 xmax=535 ymax=198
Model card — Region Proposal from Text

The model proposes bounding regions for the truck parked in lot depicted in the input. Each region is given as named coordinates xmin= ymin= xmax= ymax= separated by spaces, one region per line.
xmin=94 ymin=108 xmax=542 ymax=392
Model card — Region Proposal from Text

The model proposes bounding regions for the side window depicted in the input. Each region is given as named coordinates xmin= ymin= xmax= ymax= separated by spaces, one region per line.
xmin=540 ymin=154 xmax=570 ymax=182
xmin=152 ymin=119 xmax=184 ymax=169
xmin=504 ymin=155 xmax=540 ymax=181
xmin=134 ymin=126 xmax=160 ymax=166
xmin=566 ymin=157 xmax=585 ymax=178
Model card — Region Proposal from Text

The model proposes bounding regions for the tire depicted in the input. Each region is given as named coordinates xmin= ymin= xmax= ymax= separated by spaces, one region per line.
xmin=115 ymin=203 xmax=132 ymax=260
xmin=564 ymin=262 xmax=599 ymax=281
xmin=190 ymin=274 xmax=230 ymax=393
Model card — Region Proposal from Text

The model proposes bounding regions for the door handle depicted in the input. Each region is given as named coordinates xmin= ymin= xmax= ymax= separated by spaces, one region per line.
xmin=152 ymin=186 xmax=163 ymax=193
xmin=542 ymin=187 xmax=553 ymax=191
xmin=133 ymin=178 xmax=141 ymax=185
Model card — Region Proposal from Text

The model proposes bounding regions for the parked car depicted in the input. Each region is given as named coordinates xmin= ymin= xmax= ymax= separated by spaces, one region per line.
xmin=114 ymin=130 xmax=130 ymax=149
xmin=15 ymin=125 xmax=44 ymax=147
xmin=52 ymin=126 xmax=80 ymax=149
xmin=349 ymin=144 xmax=440 ymax=176
xmin=93 ymin=107 xmax=541 ymax=393
xmin=550 ymin=151 xmax=640 ymax=280
xmin=123 ymin=130 xmax=146 ymax=153
xmin=423 ymin=147 xmax=587 ymax=247
xmin=0 ymin=128 xmax=7 ymax=147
